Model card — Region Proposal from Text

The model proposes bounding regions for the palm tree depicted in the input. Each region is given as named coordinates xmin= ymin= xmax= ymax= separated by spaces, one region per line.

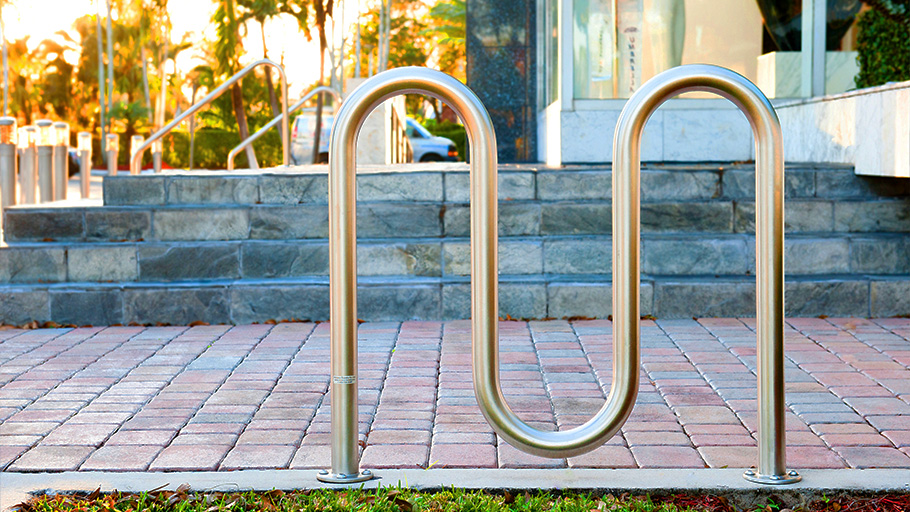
xmin=213 ymin=0 xmax=258 ymax=168
xmin=0 ymin=0 xmax=11 ymax=116
xmin=239 ymin=0 xmax=282 ymax=119
xmin=280 ymin=0 xmax=333 ymax=163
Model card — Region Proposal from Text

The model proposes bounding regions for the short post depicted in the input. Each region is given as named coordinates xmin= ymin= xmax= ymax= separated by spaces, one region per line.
xmin=77 ymin=132 xmax=92 ymax=199
xmin=130 ymin=135 xmax=144 ymax=174
xmin=53 ymin=122 xmax=69 ymax=201
xmin=35 ymin=119 xmax=54 ymax=202
xmin=106 ymin=133 xmax=119 ymax=176
xmin=0 ymin=117 xmax=17 ymax=234
xmin=18 ymin=126 xmax=36 ymax=204
xmin=152 ymin=140 xmax=162 ymax=173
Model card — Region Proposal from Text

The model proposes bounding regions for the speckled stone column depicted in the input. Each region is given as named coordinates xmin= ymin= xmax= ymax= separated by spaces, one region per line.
xmin=466 ymin=0 xmax=536 ymax=162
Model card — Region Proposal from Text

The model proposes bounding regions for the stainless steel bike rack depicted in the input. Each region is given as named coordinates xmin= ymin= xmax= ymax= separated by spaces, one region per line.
xmin=226 ymin=85 xmax=341 ymax=171
xmin=321 ymin=65 xmax=798 ymax=486
xmin=616 ymin=64 xmax=797 ymax=484
xmin=130 ymin=58 xmax=289 ymax=175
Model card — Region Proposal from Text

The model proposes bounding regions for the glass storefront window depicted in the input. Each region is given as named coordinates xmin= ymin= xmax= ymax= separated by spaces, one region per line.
xmin=544 ymin=0 xmax=559 ymax=107
xmin=573 ymin=0 xmax=616 ymax=99
xmin=572 ymin=0 xmax=764 ymax=99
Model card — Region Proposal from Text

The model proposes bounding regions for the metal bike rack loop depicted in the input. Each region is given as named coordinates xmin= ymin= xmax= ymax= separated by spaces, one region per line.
xmin=321 ymin=65 xmax=798 ymax=486
xmin=615 ymin=64 xmax=798 ymax=485
xmin=321 ymin=66 xmax=637 ymax=483
xmin=130 ymin=58 xmax=289 ymax=175
xmin=227 ymin=85 xmax=341 ymax=171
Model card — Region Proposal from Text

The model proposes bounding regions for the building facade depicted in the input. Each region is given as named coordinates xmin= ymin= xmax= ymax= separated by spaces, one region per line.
xmin=467 ymin=0 xmax=869 ymax=165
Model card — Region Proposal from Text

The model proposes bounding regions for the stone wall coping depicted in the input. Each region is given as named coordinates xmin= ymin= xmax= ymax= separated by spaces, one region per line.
xmin=777 ymin=79 xmax=910 ymax=109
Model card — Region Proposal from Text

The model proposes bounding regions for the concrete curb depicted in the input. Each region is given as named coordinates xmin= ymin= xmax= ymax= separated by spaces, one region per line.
xmin=4 ymin=469 xmax=910 ymax=511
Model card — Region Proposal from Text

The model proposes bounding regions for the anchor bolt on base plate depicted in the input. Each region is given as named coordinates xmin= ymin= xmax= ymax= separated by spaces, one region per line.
xmin=317 ymin=469 xmax=374 ymax=484
xmin=743 ymin=469 xmax=802 ymax=485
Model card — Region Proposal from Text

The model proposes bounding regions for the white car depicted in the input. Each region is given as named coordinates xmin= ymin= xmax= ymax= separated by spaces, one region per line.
xmin=290 ymin=112 xmax=458 ymax=164
xmin=404 ymin=117 xmax=459 ymax=162
xmin=290 ymin=112 xmax=334 ymax=164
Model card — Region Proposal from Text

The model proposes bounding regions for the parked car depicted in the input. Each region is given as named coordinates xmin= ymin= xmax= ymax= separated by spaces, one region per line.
xmin=290 ymin=112 xmax=458 ymax=164
xmin=404 ymin=117 xmax=459 ymax=162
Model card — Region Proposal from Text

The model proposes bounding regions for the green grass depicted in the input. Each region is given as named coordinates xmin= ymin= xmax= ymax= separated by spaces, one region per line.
xmin=17 ymin=487 xmax=910 ymax=512
xmin=16 ymin=487 xmax=725 ymax=512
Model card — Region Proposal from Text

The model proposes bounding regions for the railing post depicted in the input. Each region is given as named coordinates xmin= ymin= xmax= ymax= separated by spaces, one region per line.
xmin=613 ymin=64 xmax=799 ymax=485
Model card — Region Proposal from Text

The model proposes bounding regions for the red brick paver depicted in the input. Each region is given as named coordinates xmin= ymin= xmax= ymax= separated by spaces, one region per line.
xmin=2 ymin=318 xmax=910 ymax=472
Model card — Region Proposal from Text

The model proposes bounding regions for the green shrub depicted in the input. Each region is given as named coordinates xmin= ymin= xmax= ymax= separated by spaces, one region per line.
xmin=87 ymin=128 xmax=284 ymax=171
xmin=161 ymin=128 xmax=283 ymax=170
xmin=855 ymin=8 xmax=910 ymax=89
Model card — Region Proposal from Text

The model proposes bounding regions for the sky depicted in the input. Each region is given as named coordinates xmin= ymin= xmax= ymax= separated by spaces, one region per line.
xmin=1 ymin=0 xmax=364 ymax=97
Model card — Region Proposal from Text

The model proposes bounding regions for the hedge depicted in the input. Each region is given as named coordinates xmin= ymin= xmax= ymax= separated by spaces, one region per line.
xmin=89 ymin=128 xmax=284 ymax=171
xmin=855 ymin=9 xmax=910 ymax=89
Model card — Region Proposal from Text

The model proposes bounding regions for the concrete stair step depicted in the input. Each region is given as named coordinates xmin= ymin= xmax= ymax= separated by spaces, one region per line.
xmin=1 ymin=234 xmax=908 ymax=286
xmin=7 ymin=195 xmax=910 ymax=244
xmin=0 ymin=274 xmax=906 ymax=325
xmin=101 ymin=163 xmax=910 ymax=206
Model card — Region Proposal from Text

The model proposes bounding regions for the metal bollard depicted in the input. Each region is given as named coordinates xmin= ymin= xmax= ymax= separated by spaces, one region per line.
xmin=613 ymin=64 xmax=798 ymax=485
xmin=0 ymin=117 xmax=17 ymax=233
xmin=35 ymin=119 xmax=54 ymax=202
xmin=77 ymin=132 xmax=92 ymax=199
xmin=53 ymin=122 xmax=69 ymax=201
xmin=152 ymin=140 xmax=162 ymax=173
xmin=106 ymin=133 xmax=119 ymax=176
xmin=18 ymin=126 xmax=37 ymax=205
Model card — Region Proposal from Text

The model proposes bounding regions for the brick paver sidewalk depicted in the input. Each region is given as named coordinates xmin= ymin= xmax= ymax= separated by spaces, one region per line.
xmin=1 ymin=318 xmax=909 ymax=473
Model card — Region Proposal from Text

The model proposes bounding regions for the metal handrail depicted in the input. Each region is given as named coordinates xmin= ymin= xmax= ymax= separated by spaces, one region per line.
xmin=614 ymin=64 xmax=798 ymax=485
xmin=226 ymin=85 xmax=341 ymax=171
xmin=129 ymin=58 xmax=289 ymax=174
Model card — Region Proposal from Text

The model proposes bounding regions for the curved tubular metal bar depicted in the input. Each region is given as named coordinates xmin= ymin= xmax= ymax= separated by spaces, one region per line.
xmin=129 ymin=58 xmax=289 ymax=175
xmin=614 ymin=64 xmax=799 ymax=485
xmin=322 ymin=66 xmax=640 ymax=485
xmin=227 ymin=85 xmax=341 ymax=170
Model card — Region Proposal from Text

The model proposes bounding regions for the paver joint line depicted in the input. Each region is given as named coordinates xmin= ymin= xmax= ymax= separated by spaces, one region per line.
xmin=2 ymin=318 xmax=910 ymax=478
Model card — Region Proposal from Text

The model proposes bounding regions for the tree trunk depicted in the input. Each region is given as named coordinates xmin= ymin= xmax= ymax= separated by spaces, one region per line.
xmin=156 ymin=39 xmax=168 ymax=130
xmin=96 ymin=8 xmax=106 ymax=161
xmin=312 ymin=52 xmax=324 ymax=164
xmin=232 ymin=82 xmax=259 ymax=169
xmin=105 ymin=0 xmax=114 ymax=109
xmin=260 ymin=22 xmax=280 ymax=119
xmin=312 ymin=0 xmax=329 ymax=164
xmin=1 ymin=12 xmax=8 ymax=116
xmin=429 ymin=98 xmax=441 ymax=122
xmin=141 ymin=46 xmax=152 ymax=124
xmin=189 ymin=82 xmax=197 ymax=171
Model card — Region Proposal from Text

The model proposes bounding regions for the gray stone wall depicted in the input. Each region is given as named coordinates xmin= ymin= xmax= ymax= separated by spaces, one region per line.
xmin=2 ymin=164 xmax=909 ymax=324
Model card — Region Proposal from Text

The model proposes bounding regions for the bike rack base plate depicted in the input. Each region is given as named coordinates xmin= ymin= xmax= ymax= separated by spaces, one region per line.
xmin=743 ymin=469 xmax=802 ymax=485
xmin=316 ymin=469 xmax=374 ymax=484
